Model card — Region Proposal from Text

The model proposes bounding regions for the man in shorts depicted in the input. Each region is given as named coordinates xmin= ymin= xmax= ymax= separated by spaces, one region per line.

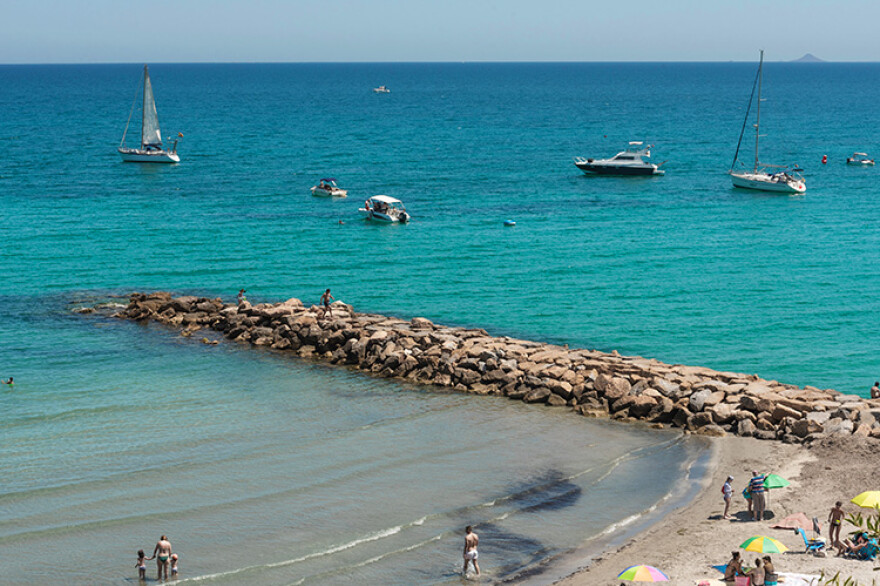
xmin=463 ymin=525 xmax=480 ymax=576
xmin=320 ymin=288 xmax=334 ymax=319
xmin=749 ymin=471 xmax=766 ymax=521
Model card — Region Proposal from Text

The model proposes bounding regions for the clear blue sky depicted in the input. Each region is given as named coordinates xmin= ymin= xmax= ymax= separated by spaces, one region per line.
xmin=1 ymin=0 xmax=877 ymax=64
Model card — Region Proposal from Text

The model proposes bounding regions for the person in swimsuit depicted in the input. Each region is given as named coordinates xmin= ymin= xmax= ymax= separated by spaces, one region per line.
xmin=723 ymin=551 xmax=742 ymax=581
xmin=463 ymin=525 xmax=480 ymax=576
xmin=237 ymin=289 xmax=247 ymax=304
xmin=320 ymin=288 xmax=334 ymax=319
xmin=170 ymin=553 xmax=179 ymax=577
xmin=828 ymin=501 xmax=845 ymax=547
xmin=871 ymin=382 xmax=880 ymax=399
xmin=135 ymin=549 xmax=150 ymax=580
xmin=152 ymin=535 xmax=173 ymax=580
xmin=2 ymin=377 xmax=12 ymax=385
xmin=722 ymin=475 xmax=734 ymax=519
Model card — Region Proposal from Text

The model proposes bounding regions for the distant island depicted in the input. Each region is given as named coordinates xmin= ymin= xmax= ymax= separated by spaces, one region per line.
xmin=791 ymin=53 xmax=825 ymax=63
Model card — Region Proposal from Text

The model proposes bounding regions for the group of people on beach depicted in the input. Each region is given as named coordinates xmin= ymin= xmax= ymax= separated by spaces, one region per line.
xmin=721 ymin=471 xmax=769 ymax=521
xmin=135 ymin=535 xmax=178 ymax=581
xmin=724 ymin=551 xmax=778 ymax=585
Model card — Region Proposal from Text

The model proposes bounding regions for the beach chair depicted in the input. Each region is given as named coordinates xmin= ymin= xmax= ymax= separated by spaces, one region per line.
xmin=796 ymin=527 xmax=825 ymax=554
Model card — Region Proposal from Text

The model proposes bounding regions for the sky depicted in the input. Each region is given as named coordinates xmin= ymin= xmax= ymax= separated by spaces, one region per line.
xmin=1 ymin=0 xmax=878 ymax=64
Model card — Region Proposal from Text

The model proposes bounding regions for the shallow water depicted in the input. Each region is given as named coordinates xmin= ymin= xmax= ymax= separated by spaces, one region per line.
xmin=0 ymin=300 xmax=703 ymax=584
xmin=1 ymin=62 xmax=878 ymax=583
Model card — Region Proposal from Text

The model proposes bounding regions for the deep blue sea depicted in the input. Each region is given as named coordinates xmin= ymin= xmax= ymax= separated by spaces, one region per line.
xmin=1 ymin=62 xmax=878 ymax=584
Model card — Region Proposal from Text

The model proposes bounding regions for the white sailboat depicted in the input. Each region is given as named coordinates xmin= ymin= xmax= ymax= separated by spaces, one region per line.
xmin=729 ymin=51 xmax=805 ymax=194
xmin=118 ymin=65 xmax=180 ymax=163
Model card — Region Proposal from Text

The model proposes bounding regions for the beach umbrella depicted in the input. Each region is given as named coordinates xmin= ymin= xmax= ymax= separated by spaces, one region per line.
xmin=851 ymin=491 xmax=880 ymax=509
xmin=763 ymin=474 xmax=790 ymax=490
xmin=616 ymin=565 xmax=670 ymax=582
xmin=740 ymin=535 xmax=789 ymax=553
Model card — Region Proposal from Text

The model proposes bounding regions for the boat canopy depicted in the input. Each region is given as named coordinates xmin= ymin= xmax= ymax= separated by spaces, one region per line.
xmin=853 ymin=152 xmax=868 ymax=157
xmin=628 ymin=141 xmax=644 ymax=147
xmin=369 ymin=195 xmax=403 ymax=205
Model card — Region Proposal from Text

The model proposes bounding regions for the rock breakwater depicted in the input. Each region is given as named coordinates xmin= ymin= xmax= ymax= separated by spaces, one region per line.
xmin=105 ymin=292 xmax=880 ymax=445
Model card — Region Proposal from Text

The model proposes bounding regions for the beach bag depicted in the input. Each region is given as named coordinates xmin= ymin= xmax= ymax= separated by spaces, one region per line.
xmin=735 ymin=576 xmax=750 ymax=586
xmin=742 ymin=487 xmax=751 ymax=500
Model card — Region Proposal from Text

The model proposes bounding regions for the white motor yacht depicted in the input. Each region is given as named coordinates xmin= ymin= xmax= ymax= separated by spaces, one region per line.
xmin=574 ymin=142 xmax=664 ymax=176
xmin=118 ymin=65 xmax=181 ymax=163
xmin=847 ymin=152 xmax=875 ymax=166
xmin=359 ymin=195 xmax=410 ymax=223
xmin=729 ymin=51 xmax=805 ymax=194
xmin=373 ymin=86 xmax=391 ymax=93
xmin=311 ymin=178 xmax=348 ymax=197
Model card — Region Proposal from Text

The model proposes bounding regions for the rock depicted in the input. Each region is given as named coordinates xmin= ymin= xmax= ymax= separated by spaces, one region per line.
xmin=824 ymin=418 xmax=854 ymax=436
xmin=411 ymin=317 xmax=434 ymax=330
xmin=603 ymin=377 xmax=632 ymax=400
xmin=547 ymin=394 xmax=568 ymax=407
xmin=806 ymin=411 xmax=832 ymax=425
xmin=738 ymin=419 xmax=757 ymax=437
xmin=523 ymin=387 xmax=551 ymax=404
xmin=792 ymin=419 xmax=823 ymax=438
xmin=770 ymin=404 xmax=802 ymax=423
xmin=689 ymin=389 xmax=714 ymax=412
xmin=853 ymin=423 xmax=872 ymax=438
xmin=696 ymin=424 xmax=727 ymax=437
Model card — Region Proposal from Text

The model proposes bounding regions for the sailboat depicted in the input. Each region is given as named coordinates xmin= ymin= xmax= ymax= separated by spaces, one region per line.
xmin=729 ymin=51 xmax=805 ymax=194
xmin=118 ymin=65 xmax=180 ymax=163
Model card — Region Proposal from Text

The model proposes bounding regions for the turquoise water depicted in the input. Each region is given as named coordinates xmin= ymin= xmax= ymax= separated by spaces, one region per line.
xmin=1 ymin=62 xmax=878 ymax=583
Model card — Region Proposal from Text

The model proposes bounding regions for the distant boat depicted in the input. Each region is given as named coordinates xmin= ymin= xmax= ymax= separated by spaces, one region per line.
xmin=359 ymin=195 xmax=410 ymax=223
xmin=574 ymin=142 xmax=665 ymax=176
xmin=373 ymin=86 xmax=391 ymax=93
xmin=311 ymin=178 xmax=348 ymax=197
xmin=729 ymin=51 xmax=805 ymax=194
xmin=846 ymin=152 xmax=875 ymax=166
xmin=118 ymin=65 xmax=180 ymax=163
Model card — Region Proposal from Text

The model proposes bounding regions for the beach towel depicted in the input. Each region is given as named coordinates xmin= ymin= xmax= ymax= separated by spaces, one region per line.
xmin=776 ymin=572 xmax=820 ymax=586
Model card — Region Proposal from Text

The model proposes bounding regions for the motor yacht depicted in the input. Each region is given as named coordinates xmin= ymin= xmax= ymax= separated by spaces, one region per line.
xmin=574 ymin=142 xmax=664 ymax=176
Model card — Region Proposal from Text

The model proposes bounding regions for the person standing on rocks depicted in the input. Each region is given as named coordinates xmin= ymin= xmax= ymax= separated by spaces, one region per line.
xmin=237 ymin=289 xmax=247 ymax=304
xmin=871 ymin=382 xmax=880 ymax=399
xmin=463 ymin=525 xmax=480 ymax=576
xmin=749 ymin=471 xmax=767 ymax=521
xmin=320 ymin=289 xmax=334 ymax=319
xmin=722 ymin=475 xmax=734 ymax=519
xmin=828 ymin=501 xmax=845 ymax=546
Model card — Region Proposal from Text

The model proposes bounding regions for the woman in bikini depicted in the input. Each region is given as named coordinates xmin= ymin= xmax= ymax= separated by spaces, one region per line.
xmin=152 ymin=535 xmax=173 ymax=580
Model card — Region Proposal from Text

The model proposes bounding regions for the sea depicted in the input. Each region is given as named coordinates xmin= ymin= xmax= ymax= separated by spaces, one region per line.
xmin=1 ymin=62 xmax=879 ymax=584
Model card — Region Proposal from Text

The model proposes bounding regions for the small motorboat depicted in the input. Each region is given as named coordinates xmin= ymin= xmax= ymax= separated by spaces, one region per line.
xmin=574 ymin=142 xmax=665 ymax=176
xmin=373 ymin=86 xmax=391 ymax=93
xmin=847 ymin=152 xmax=875 ymax=166
xmin=311 ymin=178 xmax=348 ymax=197
xmin=360 ymin=195 xmax=410 ymax=223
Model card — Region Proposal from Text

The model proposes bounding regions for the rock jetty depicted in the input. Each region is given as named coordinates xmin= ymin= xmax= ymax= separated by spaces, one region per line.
xmin=107 ymin=292 xmax=880 ymax=444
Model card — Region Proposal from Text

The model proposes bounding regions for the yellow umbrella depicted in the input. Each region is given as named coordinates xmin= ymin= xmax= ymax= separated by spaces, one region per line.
xmin=851 ymin=491 xmax=880 ymax=509
xmin=740 ymin=535 xmax=789 ymax=553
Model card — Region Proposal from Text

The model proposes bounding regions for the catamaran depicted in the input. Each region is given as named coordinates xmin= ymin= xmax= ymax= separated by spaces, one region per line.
xmin=118 ymin=65 xmax=180 ymax=163
xmin=729 ymin=51 xmax=805 ymax=194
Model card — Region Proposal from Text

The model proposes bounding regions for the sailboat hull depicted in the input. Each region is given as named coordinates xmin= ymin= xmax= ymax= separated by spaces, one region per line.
xmin=118 ymin=147 xmax=180 ymax=163
xmin=730 ymin=172 xmax=805 ymax=194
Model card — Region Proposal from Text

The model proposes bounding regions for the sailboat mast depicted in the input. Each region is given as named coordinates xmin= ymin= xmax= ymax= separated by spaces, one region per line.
xmin=141 ymin=65 xmax=148 ymax=149
xmin=754 ymin=50 xmax=763 ymax=173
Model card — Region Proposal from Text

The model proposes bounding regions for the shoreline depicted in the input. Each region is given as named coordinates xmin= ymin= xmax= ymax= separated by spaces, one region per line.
xmin=552 ymin=435 xmax=880 ymax=585
xmin=78 ymin=292 xmax=880 ymax=584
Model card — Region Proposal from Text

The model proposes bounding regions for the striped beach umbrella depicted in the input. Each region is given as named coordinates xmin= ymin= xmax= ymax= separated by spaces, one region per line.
xmin=616 ymin=565 xmax=670 ymax=582
xmin=851 ymin=491 xmax=880 ymax=509
xmin=740 ymin=535 xmax=789 ymax=553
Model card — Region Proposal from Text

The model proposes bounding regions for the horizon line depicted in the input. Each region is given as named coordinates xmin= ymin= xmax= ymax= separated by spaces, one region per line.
xmin=2 ymin=59 xmax=878 ymax=66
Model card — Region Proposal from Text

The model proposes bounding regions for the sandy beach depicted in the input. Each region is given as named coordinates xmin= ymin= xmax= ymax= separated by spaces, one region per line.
xmin=553 ymin=435 xmax=880 ymax=585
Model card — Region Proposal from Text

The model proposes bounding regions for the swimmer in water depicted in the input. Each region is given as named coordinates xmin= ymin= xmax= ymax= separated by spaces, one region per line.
xmin=2 ymin=377 xmax=12 ymax=385
xmin=463 ymin=525 xmax=480 ymax=576
xmin=170 ymin=553 xmax=179 ymax=577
